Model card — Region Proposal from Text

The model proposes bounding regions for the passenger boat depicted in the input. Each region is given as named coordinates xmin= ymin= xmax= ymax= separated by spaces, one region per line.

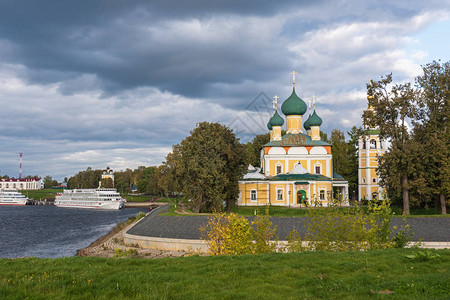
xmin=54 ymin=188 xmax=126 ymax=210
xmin=0 ymin=189 xmax=29 ymax=206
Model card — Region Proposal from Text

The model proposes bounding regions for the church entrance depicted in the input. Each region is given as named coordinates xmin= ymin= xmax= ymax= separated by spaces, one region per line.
xmin=297 ymin=190 xmax=307 ymax=204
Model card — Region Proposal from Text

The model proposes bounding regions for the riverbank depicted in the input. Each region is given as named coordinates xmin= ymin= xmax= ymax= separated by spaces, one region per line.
xmin=77 ymin=211 xmax=192 ymax=258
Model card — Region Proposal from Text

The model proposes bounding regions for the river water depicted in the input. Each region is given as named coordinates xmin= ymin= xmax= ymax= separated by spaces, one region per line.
xmin=0 ymin=205 xmax=146 ymax=258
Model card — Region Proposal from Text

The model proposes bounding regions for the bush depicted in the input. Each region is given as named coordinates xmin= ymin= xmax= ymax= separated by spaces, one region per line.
xmin=200 ymin=207 xmax=278 ymax=255
xmin=305 ymin=198 xmax=402 ymax=251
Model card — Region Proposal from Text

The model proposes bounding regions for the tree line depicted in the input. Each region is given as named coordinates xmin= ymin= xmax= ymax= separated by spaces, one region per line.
xmin=364 ymin=60 xmax=449 ymax=214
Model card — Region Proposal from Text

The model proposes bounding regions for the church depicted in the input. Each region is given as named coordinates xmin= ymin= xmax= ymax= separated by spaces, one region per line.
xmin=238 ymin=73 xmax=349 ymax=207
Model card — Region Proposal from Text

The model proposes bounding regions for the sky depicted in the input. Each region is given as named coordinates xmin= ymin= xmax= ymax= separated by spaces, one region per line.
xmin=0 ymin=1 xmax=449 ymax=181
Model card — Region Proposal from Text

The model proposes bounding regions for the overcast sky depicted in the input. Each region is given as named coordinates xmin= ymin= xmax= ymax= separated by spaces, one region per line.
xmin=0 ymin=1 xmax=449 ymax=181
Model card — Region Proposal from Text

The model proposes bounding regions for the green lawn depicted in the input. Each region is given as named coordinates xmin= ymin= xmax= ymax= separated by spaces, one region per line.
xmin=0 ymin=249 xmax=448 ymax=299
xmin=20 ymin=189 xmax=63 ymax=200
xmin=230 ymin=205 xmax=448 ymax=218
xmin=125 ymin=195 xmax=172 ymax=203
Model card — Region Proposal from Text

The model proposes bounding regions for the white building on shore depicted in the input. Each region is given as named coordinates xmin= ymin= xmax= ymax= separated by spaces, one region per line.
xmin=0 ymin=177 xmax=44 ymax=190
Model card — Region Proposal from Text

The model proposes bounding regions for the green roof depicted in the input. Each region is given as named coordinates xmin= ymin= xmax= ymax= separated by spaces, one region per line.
xmin=270 ymin=173 xmax=332 ymax=181
xmin=267 ymin=121 xmax=272 ymax=130
xmin=308 ymin=110 xmax=323 ymax=126
xmin=303 ymin=114 xmax=311 ymax=130
xmin=364 ymin=129 xmax=380 ymax=135
xmin=269 ymin=110 xmax=284 ymax=127
xmin=264 ymin=133 xmax=330 ymax=147
xmin=281 ymin=88 xmax=307 ymax=116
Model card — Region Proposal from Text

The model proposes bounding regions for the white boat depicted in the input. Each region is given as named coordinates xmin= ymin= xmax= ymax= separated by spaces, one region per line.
xmin=0 ymin=189 xmax=29 ymax=206
xmin=54 ymin=188 xmax=126 ymax=210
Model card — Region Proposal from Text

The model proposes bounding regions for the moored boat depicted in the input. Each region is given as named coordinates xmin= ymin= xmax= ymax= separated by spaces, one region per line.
xmin=54 ymin=188 xmax=126 ymax=210
xmin=0 ymin=189 xmax=29 ymax=206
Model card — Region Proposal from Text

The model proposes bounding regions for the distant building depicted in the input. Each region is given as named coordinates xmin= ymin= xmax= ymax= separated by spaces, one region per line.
xmin=100 ymin=167 xmax=114 ymax=188
xmin=0 ymin=177 xmax=44 ymax=190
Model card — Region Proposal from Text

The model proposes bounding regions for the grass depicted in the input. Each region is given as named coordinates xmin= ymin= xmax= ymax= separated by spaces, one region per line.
xmin=20 ymin=189 xmax=63 ymax=200
xmin=0 ymin=249 xmax=448 ymax=299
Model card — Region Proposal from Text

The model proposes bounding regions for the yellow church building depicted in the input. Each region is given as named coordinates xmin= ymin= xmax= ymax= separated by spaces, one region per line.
xmin=238 ymin=74 xmax=349 ymax=207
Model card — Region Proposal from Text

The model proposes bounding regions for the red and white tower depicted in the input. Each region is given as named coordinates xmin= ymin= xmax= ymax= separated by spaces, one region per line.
xmin=19 ymin=153 xmax=23 ymax=179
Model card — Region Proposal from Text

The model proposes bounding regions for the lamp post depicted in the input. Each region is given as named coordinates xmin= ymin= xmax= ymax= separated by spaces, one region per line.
xmin=288 ymin=190 xmax=291 ymax=209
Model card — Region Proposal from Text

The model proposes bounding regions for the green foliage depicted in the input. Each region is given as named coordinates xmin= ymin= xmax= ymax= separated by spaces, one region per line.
xmin=405 ymin=250 xmax=441 ymax=261
xmin=252 ymin=207 xmax=278 ymax=253
xmin=67 ymin=167 xmax=103 ymax=189
xmin=200 ymin=208 xmax=278 ymax=255
xmin=245 ymin=133 xmax=270 ymax=167
xmin=200 ymin=213 xmax=254 ymax=255
xmin=161 ymin=122 xmax=248 ymax=213
xmin=330 ymin=127 xmax=359 ymax=200
xmin=285 ymin=229 xmax=305 ymax=253
xmin=305 ymin=198 xmax=407 ymax=251
xmin=113 ymin=248 xmax=139 ymax=257
xmin=1 ymin=250 xmax=449 ymax=299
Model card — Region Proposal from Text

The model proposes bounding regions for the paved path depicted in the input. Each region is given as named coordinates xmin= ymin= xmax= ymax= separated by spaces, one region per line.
xmin=127 ymin=205 xmax=450 ymax=242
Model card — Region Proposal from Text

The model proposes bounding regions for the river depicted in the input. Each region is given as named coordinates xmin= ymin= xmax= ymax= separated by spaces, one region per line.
xmin=0 ymin=205 xmax=146 ymax=258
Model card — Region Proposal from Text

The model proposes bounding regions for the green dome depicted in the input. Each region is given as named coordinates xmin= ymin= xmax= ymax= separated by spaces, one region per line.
xmin=281 ymin=88 xmax=307 ymax=116
xmin=269 ymin=110 xmax=284 ymax=127
xmin=308 ymin=110 xmax=322 ymax=126
xmin=303 ymin=115 xmax=311 ymax=130
xmin=267 ymin=121 xmax=272 ymax=130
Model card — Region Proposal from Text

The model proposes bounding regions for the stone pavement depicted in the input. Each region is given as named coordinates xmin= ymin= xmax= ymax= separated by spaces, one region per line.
xmin=127 ymin=205 xmax=450 ymax=242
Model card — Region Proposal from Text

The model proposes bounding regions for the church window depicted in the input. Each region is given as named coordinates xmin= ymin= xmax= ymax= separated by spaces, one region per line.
xmin=362 ymin=178 xmax=365 ymax=183
xmin=250 ymin=190 xmax=257 ymax=201
xmin=362 ymin=140 xmax=366 ymax=149
xmin=372 ymin=177 xmax=377 ymax=183
xmin=315 ymin=165 xmax=321 ymax=174
xmin=370 ymin=139 xmax=377 ymax=149
xmin=277 ymin=189 xmax=283 ymax=200
xmin=319 ymin=190 xmax=325 ymax=201
xmin=276 ymin=165 xmax=282 ymax=175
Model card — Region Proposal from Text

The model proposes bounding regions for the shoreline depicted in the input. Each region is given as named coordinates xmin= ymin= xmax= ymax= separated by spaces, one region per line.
xmin=77 ymin=210 xmax=192 ymax=259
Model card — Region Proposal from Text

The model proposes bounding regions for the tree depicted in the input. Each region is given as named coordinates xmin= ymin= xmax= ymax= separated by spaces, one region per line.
xmin=43 ymin=175 xmax=58 ymax=189
xmin=412 ymin=61 xmax=450 ymax=214
xmin=364 ymin=74 xmax=417 ymax=215
xmin=245 ymin=133 xmax=270 ymax=167
xmin=164 ymin=122 xmax=247 ymax=213
xmin=100 ymin=177 xmax=114 ymax=188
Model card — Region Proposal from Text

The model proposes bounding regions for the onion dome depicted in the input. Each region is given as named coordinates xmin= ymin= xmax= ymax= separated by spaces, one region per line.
xmin=281 ymin=88 xmax=307 ymax=116
xmin=269 ymin=110 xmax=284 ymax=127
xmin=303 ymin=115 xmax=311 ymax=130
xmin=308 ymin=110 xmax=323 ymax=126
xmin=267 ymin=121 xmax=272 ymax=130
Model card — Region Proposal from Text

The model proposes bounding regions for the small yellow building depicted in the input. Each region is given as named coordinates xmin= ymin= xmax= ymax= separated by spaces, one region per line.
xmin=238 ymin=75 xmax=348 ymax=207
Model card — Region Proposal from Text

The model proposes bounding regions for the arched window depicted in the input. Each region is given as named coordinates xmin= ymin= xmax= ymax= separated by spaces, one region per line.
xmin=362 ymin=140 xmax=366 ymax=149
xmin=370 ymin=139 xmax=377 ymax=149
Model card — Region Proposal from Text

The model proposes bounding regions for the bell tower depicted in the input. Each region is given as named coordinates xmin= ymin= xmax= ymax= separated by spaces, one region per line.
xmin=358 ymin=99 xmax=385 ymax=201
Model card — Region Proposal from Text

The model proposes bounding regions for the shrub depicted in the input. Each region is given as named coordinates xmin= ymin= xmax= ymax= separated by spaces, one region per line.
xmin=200 ymin=213 xmax=253 ymax=255
xmin=200 ymin=207 xmax=278 ymax=255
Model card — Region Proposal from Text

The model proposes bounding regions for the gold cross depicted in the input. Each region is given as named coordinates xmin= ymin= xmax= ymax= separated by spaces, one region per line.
xmin=290 ymin=70 xmax=298 ymax=85
xmin=272 ymin=95 xmax=279 ymax=112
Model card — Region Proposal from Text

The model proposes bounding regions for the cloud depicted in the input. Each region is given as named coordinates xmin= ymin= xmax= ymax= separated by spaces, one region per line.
xmin=0 ymin=1 xmax=449 ymax=180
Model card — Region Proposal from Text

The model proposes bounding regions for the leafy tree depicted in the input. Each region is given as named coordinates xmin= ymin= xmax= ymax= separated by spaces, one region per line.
xmin=100 ymin=177 xmax=114 ymax=188
xmin=67 ymin=167 xmax=102 ymax=189
xmin=163 ymin=122 xmax=247 ymax=213
xmin=364 ymin=74 xmax=417 ymax=215
xmin=411 ymin=61 xmax=449 ymax=214
xmin=330 ymin=128 xmax=359 ymax=199
xmin=43 ymin=175 xmax=58 ymax=188
xmin=245 ymin=133 xmax=270 ymax=167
